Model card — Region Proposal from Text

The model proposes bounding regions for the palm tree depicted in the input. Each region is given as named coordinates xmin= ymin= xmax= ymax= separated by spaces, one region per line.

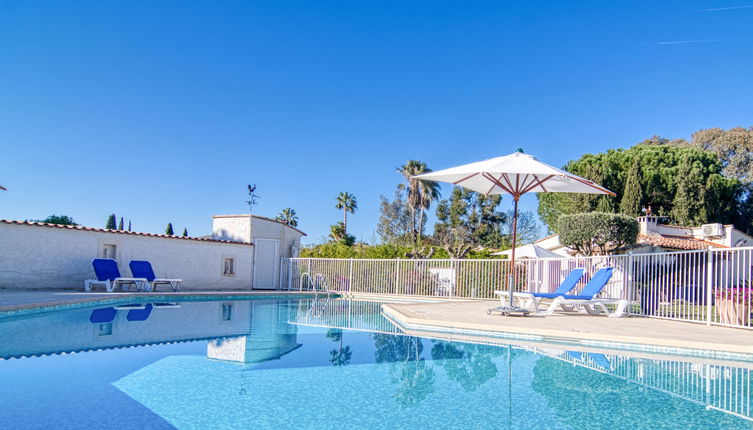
xmin=396 ymin=160 xmax=441 ymax=241
xmin=335 ymin=192 xmax=357 ymax=234
xmin=276 ymin=208 xmax=299 ymax=227
xmin=327 ymin=329 xmax=352 ymax=367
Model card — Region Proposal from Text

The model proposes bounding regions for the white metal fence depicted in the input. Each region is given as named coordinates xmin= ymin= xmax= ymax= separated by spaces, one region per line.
xmin=281 ymin=246 xmax=753 ymax=329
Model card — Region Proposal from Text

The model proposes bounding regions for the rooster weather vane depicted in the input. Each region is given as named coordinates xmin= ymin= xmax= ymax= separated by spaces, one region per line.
xmin=246 ymin=184 xmax=260 ymax=214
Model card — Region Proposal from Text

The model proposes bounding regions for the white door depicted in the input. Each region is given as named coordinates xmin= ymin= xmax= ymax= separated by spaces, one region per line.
xmin=254 ymin=239 xmax=280 ymax=289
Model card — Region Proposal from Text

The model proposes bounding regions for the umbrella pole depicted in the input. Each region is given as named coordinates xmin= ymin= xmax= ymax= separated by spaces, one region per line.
xmin=508 ymin=196 xmax=519 ymax=307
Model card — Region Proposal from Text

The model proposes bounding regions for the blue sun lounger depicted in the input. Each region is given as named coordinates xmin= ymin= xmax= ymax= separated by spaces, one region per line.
xmin=589 ymin=353 xmax=612 ymax=371
xmin=127 ymin=304 xmax=154 ymax=321
xmin=85 ymin=259 xmax=148 ymax=293
xmin=540 ymin=267 xmax=628 ymax=317
xmin=89 ymin=307 xmax=117 ymax=323
xmin=491 ymin=268 xmax=585 ymax=313
xmin=129 ymin=260 xmax=183 ymax=292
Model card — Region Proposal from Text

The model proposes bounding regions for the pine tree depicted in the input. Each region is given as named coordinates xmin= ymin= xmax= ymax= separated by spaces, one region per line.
xmin=182 ymin=228 xmax=188 ymax=237
xmin=106 ymin=214 xmax=116 ymax=230
xmin=619 ymin=160 xmax=643 ymax=217
xmin=127 ymin=220 xmax=132 ymax=231
xmin=118 ymin=217 xmax=124 ymax=230
xmin=165 ymin=223 xmax=174 ymax=235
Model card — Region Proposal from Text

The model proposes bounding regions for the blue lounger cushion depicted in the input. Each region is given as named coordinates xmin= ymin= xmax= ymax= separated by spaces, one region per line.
xmin=126 ymin=303 xmax=153 ymax=321
xmin=589 ymin=353 xmax=611 ymax=370
xmin=89 ymin=307 xmax=117 ymax=323
xmin=535 ymin=292 xmax=571 ymax=299
xmin=92 ymin=259 xmax=122 ymax=281
xmin=531 ymin=268 xmax=585 ymax=298
xmin=129 ymin=260 xmax=157 ymax=282
xmin=127 ymin=304 xmax=153 ymax=322
xmin=560 ymin=267 xmax=614 ymax=300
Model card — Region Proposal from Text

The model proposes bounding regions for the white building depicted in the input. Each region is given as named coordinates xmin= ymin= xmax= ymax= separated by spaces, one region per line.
xmin=0 ymin=214 xmax=305 ymax=291
xmin=530 ymin=216 xmax=753 ymax=257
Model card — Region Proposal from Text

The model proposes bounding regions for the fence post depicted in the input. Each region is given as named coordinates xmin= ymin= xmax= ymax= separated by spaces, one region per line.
xmin=627 ymin=252 xmax=634 ymax=315
xmin=287 ymin=259 xmax=293 ymax=290
xmin=706 ymin=247 xmax=714 ymax=326
xmin=394 ymin=259 xmax=400 ymax=295
xmin=449 ymin=259 xmax=455 ymax=299
xmin=348 ymin=258 xmax=353 ymax=292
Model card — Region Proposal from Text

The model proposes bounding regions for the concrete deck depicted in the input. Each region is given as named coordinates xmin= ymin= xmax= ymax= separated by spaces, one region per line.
xmin=382 ymin=300 xmax=753 ymax=357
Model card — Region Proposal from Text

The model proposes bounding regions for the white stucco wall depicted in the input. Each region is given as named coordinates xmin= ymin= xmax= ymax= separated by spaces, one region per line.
xmin=211 ymin=215 xmax=305 ymax=259
xmin=249 ymin=217 xmax=305 ymax=258
xmin=212 ymin=216 xmax=252 ymax=243
xmin=0 ymin=223 xmax=254 ymax=290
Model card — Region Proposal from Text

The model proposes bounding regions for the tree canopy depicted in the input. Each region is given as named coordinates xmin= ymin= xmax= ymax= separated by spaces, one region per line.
xmin=558 ymin=212 xmax=639 ymax=256
xmin=537 ymin=143 xmax=744 ymax=231
xmin=335 ymin=192 xmax=357 ymax=234
xmin=377 ymin=190 xmax=413 ymax=246
xmin=276 ymin=208 xmax=299 ymax=227
xmin=689 ymin=127 xmax=753 ymax=183
xmin=105 ymin=214 xmax=116 ymax=230
xmin=433 ymin=187 xmax=507 ymax=250
xmin=396 ymin=160 xmax=441 ymax=241
xmin=31 ymin=214 xmax=78 ymax=226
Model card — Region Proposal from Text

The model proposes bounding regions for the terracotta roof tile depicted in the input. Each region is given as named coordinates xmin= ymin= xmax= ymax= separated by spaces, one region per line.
xmin=637 ymin=233 xmax=726 ymax=250
xmin=0 ymin=220 xmax=253 ymax=246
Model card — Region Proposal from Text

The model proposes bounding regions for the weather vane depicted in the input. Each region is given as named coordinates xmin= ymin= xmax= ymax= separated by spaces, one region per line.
xmin=246 ymin=184 xmax=259 ymax=214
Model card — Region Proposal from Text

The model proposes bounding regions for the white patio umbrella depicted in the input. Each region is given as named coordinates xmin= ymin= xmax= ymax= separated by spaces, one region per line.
xmin=414 ymin=150 xmax=614 ymax=315
xmin=492 ymin=243 xmax=562 ymax=259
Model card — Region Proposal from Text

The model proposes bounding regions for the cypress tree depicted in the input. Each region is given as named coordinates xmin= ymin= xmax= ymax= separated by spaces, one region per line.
xmin=619 ymin=160 xmax=643 ymax=217
xmin=182 ymin=228 xmax=188 ymax=237
xmin=106 ymin=214 xmax=116 ymax=230
xmin=671 ymin=158 xmax=705 ymax=225
xmin=595 ymin=196 xmax=615 ymax=213
xmin=127 ymin=220 xmax=132 ymax=231
xmin=118 ymin=217 xmax=124 ymax=230
xmin=165 ymin=223 xmax=174 ymax=235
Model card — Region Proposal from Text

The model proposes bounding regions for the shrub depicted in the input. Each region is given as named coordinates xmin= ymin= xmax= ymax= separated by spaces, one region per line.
xmin=300 ymin=242 xmax=502 ymax=260
xmin=558 ymin=212 xmax=638 ymax=256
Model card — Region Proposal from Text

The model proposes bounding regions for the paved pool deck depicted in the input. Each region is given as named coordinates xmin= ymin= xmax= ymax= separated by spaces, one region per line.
xmin=382 ymin=300 xmax=753 ymax=358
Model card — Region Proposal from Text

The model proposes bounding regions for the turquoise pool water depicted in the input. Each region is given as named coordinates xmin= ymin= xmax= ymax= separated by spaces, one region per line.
xmin=1 ymin=298 xmax=751 ymax=429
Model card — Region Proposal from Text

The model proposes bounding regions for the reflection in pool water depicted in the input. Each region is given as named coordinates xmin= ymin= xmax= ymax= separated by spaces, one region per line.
xmin=0 ymin=298 xmax=751 ymax=429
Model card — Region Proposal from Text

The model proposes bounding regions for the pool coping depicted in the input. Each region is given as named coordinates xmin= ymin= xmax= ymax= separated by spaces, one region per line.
xmin=0 ymin=291 xmax=327 ymax=319
xmin=382 ymin=303 xmax=753 ymax=363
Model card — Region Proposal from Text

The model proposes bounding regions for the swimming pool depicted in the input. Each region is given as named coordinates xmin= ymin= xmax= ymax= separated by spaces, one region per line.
xmin=1 ymin=297 xmax=751 ymax=429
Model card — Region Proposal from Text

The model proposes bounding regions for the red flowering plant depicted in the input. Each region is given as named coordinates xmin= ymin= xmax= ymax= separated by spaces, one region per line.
xmin=715 ymin=287 xmax=753 ymax=303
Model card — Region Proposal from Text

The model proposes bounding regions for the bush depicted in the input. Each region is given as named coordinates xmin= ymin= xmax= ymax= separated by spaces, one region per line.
xmin=558 ymin=212 xmax=638 ymax=256
xmin=31 ymin=215 xmax=78 ymax=226
xmin=299 ymin=242 xmax=504 ymax=260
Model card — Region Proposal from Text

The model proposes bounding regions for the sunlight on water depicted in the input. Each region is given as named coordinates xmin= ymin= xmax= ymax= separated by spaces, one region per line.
xmin=0 ymin=298 xmax=751 ymax=429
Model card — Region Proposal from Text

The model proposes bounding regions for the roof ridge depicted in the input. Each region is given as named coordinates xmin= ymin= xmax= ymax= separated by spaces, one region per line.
xmin=0 ymin=220 xmax=253 ymax=246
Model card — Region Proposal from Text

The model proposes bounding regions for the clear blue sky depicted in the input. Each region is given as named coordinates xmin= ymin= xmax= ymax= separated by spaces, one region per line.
xmin=1 ymin=1 xmax=752 ymax=244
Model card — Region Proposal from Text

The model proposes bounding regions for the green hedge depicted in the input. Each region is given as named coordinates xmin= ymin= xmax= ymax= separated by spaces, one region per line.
xmin=558 ymin=212 xmax=638 ymax=256
xmin=300 ymin=243 xmax=501 ymax=259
